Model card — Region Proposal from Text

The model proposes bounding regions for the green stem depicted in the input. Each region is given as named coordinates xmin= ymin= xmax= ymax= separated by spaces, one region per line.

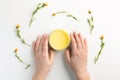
xmin=15 ymin=54 xmax=30 ymax=70
xmin=29 ymin=15 xmax=35 ymax=27
xmin=16 ymin=29 xmax=31 ymax=47
xmin=53 ymin=11 xmax=79 ymax=22
xmin=67 ymin=14 xmax=78 ymax=21
xmin=94 ymin=40 xmax=105 ymax=64
xmin=87 ymin=19 xmax=94 ymax=35
xmin=29 ymin=3 xmax=47 ymax=27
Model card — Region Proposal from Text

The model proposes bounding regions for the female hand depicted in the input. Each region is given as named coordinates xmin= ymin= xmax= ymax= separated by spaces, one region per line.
xmin=64 ymin=32 xmax=90 ymax=80
xmin=32 ymin=34 xmax=55 ymax=80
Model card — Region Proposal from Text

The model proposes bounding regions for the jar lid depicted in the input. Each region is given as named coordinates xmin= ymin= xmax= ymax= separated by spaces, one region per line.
xmin=49 ymin=29 xmax=70 ymax=50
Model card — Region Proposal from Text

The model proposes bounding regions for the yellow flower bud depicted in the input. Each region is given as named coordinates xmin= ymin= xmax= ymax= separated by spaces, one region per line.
xmin=14 ymin=48 xmax=18 ymax=53
xmin=52 ymin=13 xmax=56 ymax=16
xmin=88 ymin=10 xmax=92 ymax=14
xmin=16 ymin=24 xmax=20 ymax=29
xmin=43 ymin=3 xmax=48 ymax=7
xmin=100 ymin=35 xmax=104 ymax=40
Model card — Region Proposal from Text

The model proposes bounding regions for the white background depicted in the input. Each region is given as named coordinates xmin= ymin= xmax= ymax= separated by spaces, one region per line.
xmin=0 ymin=0 xmax=120 ymax=80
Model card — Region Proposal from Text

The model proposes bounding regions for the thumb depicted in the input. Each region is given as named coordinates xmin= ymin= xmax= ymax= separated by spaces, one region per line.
xmin=49 ymin=49 xmax=55 ymax=63
xmin=64 ymin=48 xmax=70 ymax=64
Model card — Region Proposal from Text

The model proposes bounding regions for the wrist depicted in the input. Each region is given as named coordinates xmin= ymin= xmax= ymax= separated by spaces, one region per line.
xmin=32 ymin=72 xmax=46 ymax=80
xmin=76 ymin=70 xmax=90 ymax=80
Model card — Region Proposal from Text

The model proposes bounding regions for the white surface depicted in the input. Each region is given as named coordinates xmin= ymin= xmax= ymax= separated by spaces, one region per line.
xmin=0 ymin=0 xmax=120 ymax=80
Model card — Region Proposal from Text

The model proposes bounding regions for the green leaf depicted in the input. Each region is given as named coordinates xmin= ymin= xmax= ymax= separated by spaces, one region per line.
xmin=67 ymin=15 xmax=78 ymax=21
xmin=53 ymin=11 xmax=79 ymax=22
xmin=56 ymin=11 xmax=67 ymax=14
xmin=91 ymin=16 xmax=93 ymax=21
xmin=87 ymin=18 xmax=94 ymax=35
xmin=25 ymin=65 xmax=30 ymax=70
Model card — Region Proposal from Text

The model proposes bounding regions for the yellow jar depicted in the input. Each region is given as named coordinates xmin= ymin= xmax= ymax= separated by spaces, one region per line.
xmin=49 ymin=29 xmax=70 ymax=50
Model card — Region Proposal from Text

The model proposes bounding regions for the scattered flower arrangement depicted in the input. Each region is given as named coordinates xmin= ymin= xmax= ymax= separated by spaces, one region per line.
xmin=14 ymin=2 xmax=105 ymax=69
xmin=87 ymin=10 xmax=94 ymax=35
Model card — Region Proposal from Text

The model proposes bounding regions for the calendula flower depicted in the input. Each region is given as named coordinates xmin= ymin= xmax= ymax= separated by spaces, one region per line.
xmin=15 ymin=25 xmax=31 ymax=46
xmin=94 ymin=35 xmax=105 ymax=64
xmin=51 ymin=13 xmax=56 ymax=16
xmin=14 ymin=50 xmax=30 ymax=69
xmin=87 ymin=9 xmax=94 ymax=35
xmin=100 ymin=35 xmax=104 ymax=40
xmin=43 ymin=3 xmax=48 ymax=7
xmin=14 ymin=48 xmax=18 ymax=53
xmin=29 ymin=2 xmax=48 ymax=27
xmin=16 ymin=24 xmax=21 ymax=29
xmin=88 ymin=10 xmax=92 ymax=14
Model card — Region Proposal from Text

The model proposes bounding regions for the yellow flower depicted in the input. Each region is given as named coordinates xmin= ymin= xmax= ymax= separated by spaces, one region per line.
xmin=51 ymin=13 xmax=56 ymax=16
xmin=14 ymin=48 xmax=18 ymax=53
xmin=16 ymin=24 xmax=21 ymax=29
xmin=43 ymin=3 xmax=48 ymax=7
xmin=88 ymin=10 xmax=92 ymax=14
xmin=100 ymin=35 xmax=104 ymax=40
